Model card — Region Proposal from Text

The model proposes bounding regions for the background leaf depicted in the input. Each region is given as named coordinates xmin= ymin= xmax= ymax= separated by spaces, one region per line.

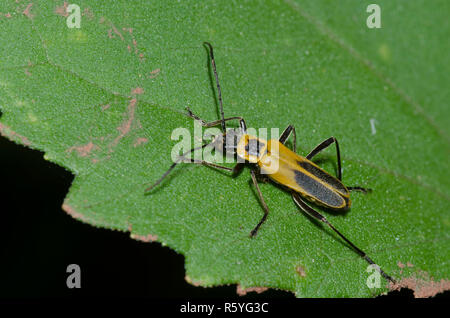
xmin=0 ymin=0 xmax=448 ymax=297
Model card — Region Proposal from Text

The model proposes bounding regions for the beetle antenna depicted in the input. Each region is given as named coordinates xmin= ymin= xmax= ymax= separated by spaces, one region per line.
xmin=204 ymin=42 xmax=226 ymax=133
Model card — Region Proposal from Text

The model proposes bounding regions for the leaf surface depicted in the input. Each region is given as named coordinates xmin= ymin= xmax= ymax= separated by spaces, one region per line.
xmin=0 ymin=0 xmax=448 ymax=297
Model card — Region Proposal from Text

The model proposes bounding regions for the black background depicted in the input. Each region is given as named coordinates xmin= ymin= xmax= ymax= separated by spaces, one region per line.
xmin=0 ymin=133 xmax=445 ymax=300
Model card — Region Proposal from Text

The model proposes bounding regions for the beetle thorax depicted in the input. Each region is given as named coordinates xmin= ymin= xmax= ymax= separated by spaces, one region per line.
xmin=237 ymin=134 xmax=267 ymax=163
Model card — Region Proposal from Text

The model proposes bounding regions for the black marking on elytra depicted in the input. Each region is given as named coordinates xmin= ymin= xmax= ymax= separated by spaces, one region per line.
xmin=293 ymin=169 xmax=344 ymax=208
xmin=297 ymin=160 xmax=348 ymax=195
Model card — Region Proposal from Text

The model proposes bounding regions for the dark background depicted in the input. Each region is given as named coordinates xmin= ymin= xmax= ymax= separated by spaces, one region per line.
xmin=0 ymin=134 xmax=444 ymax=299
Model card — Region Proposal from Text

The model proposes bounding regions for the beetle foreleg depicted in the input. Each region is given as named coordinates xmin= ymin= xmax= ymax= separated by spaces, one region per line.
xmin=145 ymin=143 xmax=240 ymax=193
xmin=185 ymin=107 xmax=247 ymax=132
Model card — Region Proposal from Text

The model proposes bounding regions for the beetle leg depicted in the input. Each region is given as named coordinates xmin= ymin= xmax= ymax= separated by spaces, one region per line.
xmin=347 ymin=186 xmax=372 ymax=193
xmin=306 ymin=138 xmax=372 ymax=192
xmin=145 ymin=143 xmax=241 ymax=193
xmin=145 ymin=144 xmax=207 ymax=192
xmin=256 ymin=173 xmax=270 ymax=183
xmin=279 ymin=124 xmax=297 ymax=152
xmin=185 ymin=107 xmax=247 ymax=132
xmin=231 ymin=162 xmax=244 ymax=175
xmin=249 ymin=169 xmax=270 ymax=237
xmin=306 ymin=137 xmax=342 ymax=181
xmin=182 ymin=158 xmax=233 ymax=171
xmin=291 ymin=192 xmax=395 ymax=284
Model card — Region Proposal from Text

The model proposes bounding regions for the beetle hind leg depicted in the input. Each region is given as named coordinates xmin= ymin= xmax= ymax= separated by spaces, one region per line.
xmin=347 ymin=186 xmax=372 ymax=194
xmin=291 ymin=192 xmax=395 ymax=284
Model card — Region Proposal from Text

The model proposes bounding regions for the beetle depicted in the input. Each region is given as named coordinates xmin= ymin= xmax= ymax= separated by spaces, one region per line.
xmin=145 ymin=42 xmax=395 ymax=284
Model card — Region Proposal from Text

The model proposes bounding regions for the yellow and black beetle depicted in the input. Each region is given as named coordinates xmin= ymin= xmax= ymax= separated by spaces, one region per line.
xmin=146 ymin=42 xmax=395 ymax=284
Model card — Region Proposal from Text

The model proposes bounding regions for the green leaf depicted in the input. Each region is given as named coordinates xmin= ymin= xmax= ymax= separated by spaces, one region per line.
xmin=1 ymin=0 xmax=448 ymax=297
